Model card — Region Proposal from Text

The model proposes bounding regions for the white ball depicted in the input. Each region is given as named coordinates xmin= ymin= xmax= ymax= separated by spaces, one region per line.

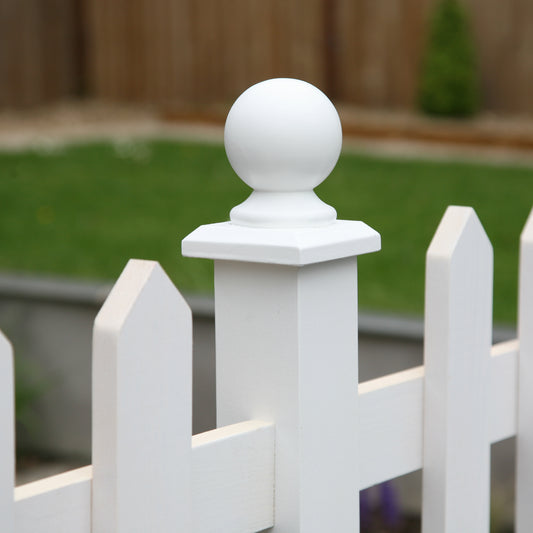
xmin=224 ymin=78 xmax=342 ymax=192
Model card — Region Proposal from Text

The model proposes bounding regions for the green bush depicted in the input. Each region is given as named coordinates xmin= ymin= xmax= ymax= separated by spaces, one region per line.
xmin=419 ymin=0 xmax=479 ymax=117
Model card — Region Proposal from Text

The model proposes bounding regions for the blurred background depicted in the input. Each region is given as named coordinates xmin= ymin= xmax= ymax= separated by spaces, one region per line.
xmin=1 ymin=0 xmax=532 ymax=114
xmin=1 ymin=1 xmax=532 ymax=531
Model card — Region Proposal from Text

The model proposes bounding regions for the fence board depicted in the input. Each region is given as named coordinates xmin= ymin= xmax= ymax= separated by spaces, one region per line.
xmin=247 ymin=0 xmax=276 ymax=87
xmin=288 ymin=0 xmax=325 ymax=90
xmin=13 ymin=421 xmax=274 ymax=533
xmin=0 ymin=331 xmax=14 ymax=533
xmin=14 ymin=467 xmax=91 ymax=533
xmin=422 ymin=206 xmax=492 ymax=533
xmin=0 ymin=0 xmax=80 ymax=108
xmin=192 ymin=420 xmax=275 ymax=532
xmin=9 ymin=337 xmax=520 ymax=530
xmin=92 ymin=259 xmax=192 ymax=533
xmin=3 ymin=0 xmax=533 ymax=111
xmin=359 ymin=339 xmax=518 ymax=489
xmin=516 ymin=208 xmax=533 ymax=533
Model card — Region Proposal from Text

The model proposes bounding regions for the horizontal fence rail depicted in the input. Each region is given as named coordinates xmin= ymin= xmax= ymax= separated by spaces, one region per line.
xmin=8 ymin=338 xmax=521 ymax=531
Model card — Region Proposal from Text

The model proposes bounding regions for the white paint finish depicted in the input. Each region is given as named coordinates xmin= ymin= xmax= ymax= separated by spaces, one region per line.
xmin=0 ymin=331 xmax=14 ymax=533
xmin=92 ymin=260 xmax=192 ymax=533
xmin=359 ymin=366 xmax=424 ymax=488
xmin=215 ymin=257 xmax=360 ymax=532
xmin=14 ymin=466 xmax=91 ymax=533
xmin=9 ymin=338 xmax=518 ymax=532
xmin=224 ymin=79 xmax=342 ymax=227
xmin=182 ymin=220 xmax=380 ymax=266
xmin=422 ymin=206 xmax=492 ymax=533
xmin=12 ymin=421 xmax=274 ymax=533
xmin=358 ymin=340 xmax=518 ymax=489
xmin=192 ymin=420 xmax=275 ymax=532
xmin=516 ymin=208 xmax=533 ymax=533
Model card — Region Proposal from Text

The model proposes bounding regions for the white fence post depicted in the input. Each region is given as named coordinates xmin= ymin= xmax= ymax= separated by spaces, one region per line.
xmin=422 ymin=206 xmax=492 ymax=532
xmin=92 ymin=259 xmax=192 ymax=533
xmin=183 ymin=78 xmax=380 ymax=532
xmin=0 ymin=331 xmax=14 ymax=533
xmin=516 ymin=207 xmax=533 ymax=533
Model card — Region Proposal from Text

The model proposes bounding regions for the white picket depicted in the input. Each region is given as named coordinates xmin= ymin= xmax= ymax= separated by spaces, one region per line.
xmin=516 ymin=207 xmax=533 ymax=533
xmin=92 ymin=259 xmax=192 ymax=533
xmin=0 ymin=331 xmax=14 ymax=533
xmin=422 ymin=206 xmax=492 ymax=533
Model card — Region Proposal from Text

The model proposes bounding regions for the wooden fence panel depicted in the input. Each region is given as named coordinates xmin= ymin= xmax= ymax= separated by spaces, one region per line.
xmin=84 ymin=0 xmax=327 ymax=107
xmin=464 ymin=0 xmax=533 ymax=114
xmin=516 ymin=208 xmax=533 ymax=533
xmin=3 ymin=0 xmax=533 ymax=111
xmin=0 ymin=0 xmax=80 ymax=108
xmin=333 ymin=0 xmax=433 ymax=107
xmin=422 ymin=206 xmax=492 ymax=532
xmin=247 ymin=0 xmax=276 ymax=88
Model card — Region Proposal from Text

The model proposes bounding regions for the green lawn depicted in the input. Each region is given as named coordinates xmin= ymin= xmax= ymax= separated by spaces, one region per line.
xmin=0 ymin=139 xmax=531 ymax=324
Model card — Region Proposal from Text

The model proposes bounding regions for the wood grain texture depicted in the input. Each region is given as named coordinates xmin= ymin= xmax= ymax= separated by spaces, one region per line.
xmin=0 ymin=331 xmax=14 ymax=533
xmin=92 ymin=259 xmax=193 ymax=533
xmin=422 ymin=206 xmax=492 ymax=533
xmin=3 ymin=0 xmax=533 ymax=111
xmin=515 ymin=208 xmax=533 ymax=533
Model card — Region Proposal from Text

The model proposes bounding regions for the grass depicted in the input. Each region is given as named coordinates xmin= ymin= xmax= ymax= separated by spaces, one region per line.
xmin=0 ymin=139 xmax=531 ymax=324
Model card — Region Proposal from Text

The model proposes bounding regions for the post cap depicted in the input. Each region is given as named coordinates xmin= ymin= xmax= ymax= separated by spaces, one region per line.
xmin=182 ymin=79 xmax=381 ymax=265
xmin=225 ymin=78 xmax=342 ymax=228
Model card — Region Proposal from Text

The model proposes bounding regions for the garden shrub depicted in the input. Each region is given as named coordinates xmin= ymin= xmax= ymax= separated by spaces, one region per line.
xmin=419 ymin=0 xmax=479 ymax=117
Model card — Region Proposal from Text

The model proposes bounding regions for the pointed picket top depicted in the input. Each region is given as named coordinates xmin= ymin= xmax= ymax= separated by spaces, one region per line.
xmin=423 ymin=206 xmax=492 ymax=533
xmin=0 ymin=330 xmax=14 ymax=533
xmin=92 ymin=259 xmax=192 ymax=533
xmin=426 ymin=205 xmax=492 ymax=263
xmin=521 ymin=207 xmax=533 ymax=244
xmin=516 ymin=207 xmax=533 ymax=533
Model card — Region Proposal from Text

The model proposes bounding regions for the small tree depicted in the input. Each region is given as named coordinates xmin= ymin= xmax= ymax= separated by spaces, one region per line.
xmin=419 ymin=0 xmax=479 ymax=117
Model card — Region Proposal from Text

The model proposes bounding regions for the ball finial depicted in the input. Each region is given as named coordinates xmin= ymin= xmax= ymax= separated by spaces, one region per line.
xmin=224 ymin=78 xmax=342 ymax=228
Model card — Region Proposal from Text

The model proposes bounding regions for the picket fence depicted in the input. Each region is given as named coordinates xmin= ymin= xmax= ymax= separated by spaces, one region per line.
xmin=1 ymin=78 xmax=533 ymax=532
